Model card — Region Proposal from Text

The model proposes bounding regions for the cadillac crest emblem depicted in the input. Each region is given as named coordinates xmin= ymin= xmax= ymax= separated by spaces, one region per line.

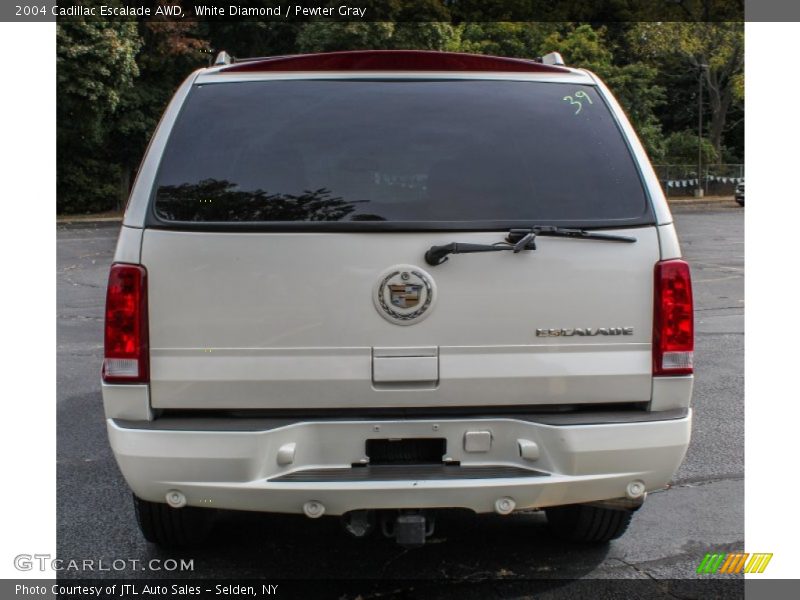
xmin=374 ymin=265 xmax=436 ymax=325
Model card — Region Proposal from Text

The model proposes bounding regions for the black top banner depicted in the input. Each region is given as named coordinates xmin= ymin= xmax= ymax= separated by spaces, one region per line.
xmin=7 ymin=0 xmax=747 ymax=23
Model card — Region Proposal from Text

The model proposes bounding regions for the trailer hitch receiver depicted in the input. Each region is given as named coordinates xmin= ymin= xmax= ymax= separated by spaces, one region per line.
xmin=381 ymin=510 xmax=435 ymax=547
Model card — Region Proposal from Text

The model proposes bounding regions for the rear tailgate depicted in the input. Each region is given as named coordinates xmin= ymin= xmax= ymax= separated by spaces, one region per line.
xmin=143 ymin=228 xmax=657 ymax=409
xmin=142 ymin=76 xmax=659 ymax=410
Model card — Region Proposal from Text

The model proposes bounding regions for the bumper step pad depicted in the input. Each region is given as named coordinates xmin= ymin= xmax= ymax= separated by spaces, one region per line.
xmin=270 ymin=464 xmax=548 ymax=482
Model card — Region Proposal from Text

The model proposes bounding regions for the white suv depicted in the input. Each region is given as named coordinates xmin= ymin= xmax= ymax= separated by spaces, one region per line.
xmin=102 ymin=50 xmax=693 ymax=547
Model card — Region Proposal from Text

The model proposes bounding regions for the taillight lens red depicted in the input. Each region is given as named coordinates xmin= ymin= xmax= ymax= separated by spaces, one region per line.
xmin=653 ymin=259 xmax=694 ymax=376
xmin=103 ymin=264 xmax=148 ymax=383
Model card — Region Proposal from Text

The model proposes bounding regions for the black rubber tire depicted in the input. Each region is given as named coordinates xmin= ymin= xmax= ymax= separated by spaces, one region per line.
xmin=545 ymin=504 xmax=634 ymax=543
xmin=133 ymin=495 xmax=214 ymax=547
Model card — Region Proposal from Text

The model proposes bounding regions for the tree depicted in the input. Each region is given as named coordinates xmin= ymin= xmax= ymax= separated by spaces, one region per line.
xmin=108 ymin=11 xmax=209 ymax=209
xmin=296 ymin=0 xmax=457 ymax=52
xmin=57 ymin=14 xmax=141 ymax=212
xmin=204 ymin=21 xmax=303 ymax=59
xmin=296 ymin=22 xmax=397 ymax=51
xmin=456 ymin=22 xmax=556 ymax=57
xmin=628 ymin=22 xmax=744 ymax=155
xmin=296 ymin=22 xmax=459 ymax=52
xmin=663 ymin=130 xmax=719 ymax=165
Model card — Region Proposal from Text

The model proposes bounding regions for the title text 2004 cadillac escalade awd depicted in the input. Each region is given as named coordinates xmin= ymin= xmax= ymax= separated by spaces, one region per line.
xmin=102 ymin=50 xmax=693 ymax=548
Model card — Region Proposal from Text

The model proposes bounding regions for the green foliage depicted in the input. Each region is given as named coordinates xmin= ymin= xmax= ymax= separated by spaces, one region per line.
xmin=731 ymin=72 xmax=744 ymax=102
xmin=543 ymin=23 xmax=612 ymax=65
xmin=57 ymin=158 xmax=124 ymax=215
xmin=296 ymin=22 xmax=459 ymax=52
xmin=296 ymin=22 xmax=397 ymax=51
xmin=108 ymin=19 xmax=209 ymax=197
xmin=392 ymin=22 xmax=461 ymax=50
xmin=57 ymin=13 xmax=141 ymax=212
xmin=628 ymin=22 xmax=743 ymax=72
xmin=205 ymin=22 xmax=303 ymax=58
xmin=628 ymin=22 xmax=744 ymax=155
xmin=456 ymin=22 xmax=555 ymax=57
xmin=663 ymin=130 xmax=719 ymax=165
xmin=296 ymin=0 xmax=456 ymax=51
xmin=56 ymin=18 xmax=140 ymax=120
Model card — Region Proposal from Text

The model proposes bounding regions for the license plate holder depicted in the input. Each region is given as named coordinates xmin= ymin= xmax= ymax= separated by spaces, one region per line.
xmin=365 ymin=438 xmax=446 ymax=465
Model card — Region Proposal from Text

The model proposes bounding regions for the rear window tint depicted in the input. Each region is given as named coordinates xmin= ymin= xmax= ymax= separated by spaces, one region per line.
xmin=153 ymin=80 xmax=651 ymax=228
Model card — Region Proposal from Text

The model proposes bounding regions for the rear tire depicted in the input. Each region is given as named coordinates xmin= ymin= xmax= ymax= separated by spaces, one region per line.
xmin=133 ymin=495 xmax=214 ymax=546
xmin=545 ymin=503 xmax=634 ymax=543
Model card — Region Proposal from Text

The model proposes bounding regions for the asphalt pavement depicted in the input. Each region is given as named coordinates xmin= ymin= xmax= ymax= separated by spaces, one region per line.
xmin=56 ymin=204 xmax=744 ymax=596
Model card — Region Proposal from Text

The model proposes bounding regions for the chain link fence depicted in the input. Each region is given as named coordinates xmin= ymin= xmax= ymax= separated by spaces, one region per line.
xmin=653 ymin=164 xmax=744 ymax=197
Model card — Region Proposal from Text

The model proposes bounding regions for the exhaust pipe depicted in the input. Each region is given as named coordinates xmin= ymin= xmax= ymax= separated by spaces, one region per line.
xmin=341 ymin=510 xmax=375 ymax=538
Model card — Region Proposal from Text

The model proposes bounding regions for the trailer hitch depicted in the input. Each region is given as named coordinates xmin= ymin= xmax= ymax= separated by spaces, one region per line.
xmin=380 ymin=510 xmax=435 ymax=548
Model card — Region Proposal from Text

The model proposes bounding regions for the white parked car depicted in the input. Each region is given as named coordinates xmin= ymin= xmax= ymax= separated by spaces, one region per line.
xmin=103 ymin=50 xmax=693 ymax=547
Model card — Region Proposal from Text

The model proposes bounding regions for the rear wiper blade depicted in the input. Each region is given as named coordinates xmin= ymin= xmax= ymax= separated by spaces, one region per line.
xmin=510 ymin=226 xmax=638 ymax=244
xmin=424 ymin=227 xmax=637 ymax=266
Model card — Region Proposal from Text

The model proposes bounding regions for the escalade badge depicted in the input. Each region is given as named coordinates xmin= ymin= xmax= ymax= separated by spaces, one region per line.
xmin=374 ymin=265 xmax=437 ymax=325
xmin=536 ymin=327 xmax=634 ymax=337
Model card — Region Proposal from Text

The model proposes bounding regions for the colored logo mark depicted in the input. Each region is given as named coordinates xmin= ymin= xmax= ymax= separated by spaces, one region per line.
xmin=697 ymin=552 xmax=773 ymax=574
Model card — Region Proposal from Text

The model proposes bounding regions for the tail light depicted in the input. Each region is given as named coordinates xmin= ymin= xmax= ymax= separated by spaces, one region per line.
xmin=103 ymin=263 xmax=148 ymax=383
xmin=653 ymin=259 xmax=694 ymax=376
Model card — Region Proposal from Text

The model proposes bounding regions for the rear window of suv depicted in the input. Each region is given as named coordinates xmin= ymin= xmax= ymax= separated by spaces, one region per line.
xmin=152 ymin=79 xmax=652 ymax=229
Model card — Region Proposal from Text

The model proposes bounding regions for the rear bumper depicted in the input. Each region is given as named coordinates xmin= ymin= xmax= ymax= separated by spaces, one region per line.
xmin=107 ymin=411 xmax=691 ymax=515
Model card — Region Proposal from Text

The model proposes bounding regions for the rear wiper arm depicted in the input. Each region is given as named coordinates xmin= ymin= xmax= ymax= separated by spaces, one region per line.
xmin=424 ymin=227 xmax=637 ymax=266
xmin=424 ymin=242 xmax=519 ymax=266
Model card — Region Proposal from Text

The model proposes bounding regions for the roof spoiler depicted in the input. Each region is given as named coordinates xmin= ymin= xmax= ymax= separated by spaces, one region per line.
xmin=210 ymin=50 xmax=570 ymax=74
